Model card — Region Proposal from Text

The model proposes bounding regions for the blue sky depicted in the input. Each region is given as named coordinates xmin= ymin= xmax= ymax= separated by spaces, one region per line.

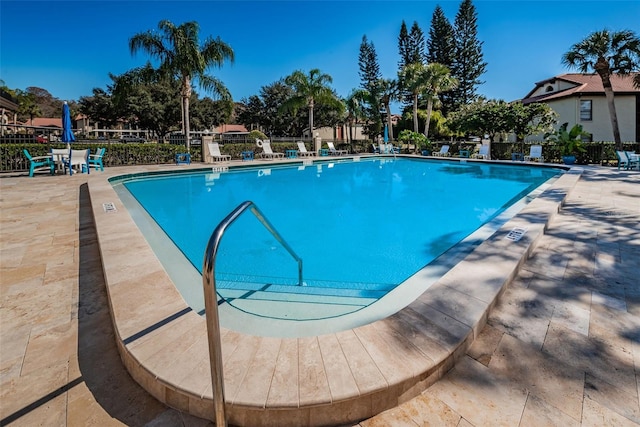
xmin=1 ymin=0 xmax=638 ymax=114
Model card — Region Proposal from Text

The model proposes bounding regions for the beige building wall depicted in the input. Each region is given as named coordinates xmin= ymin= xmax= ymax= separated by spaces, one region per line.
xmin=516 ymin=94 xmax=637 ymax=142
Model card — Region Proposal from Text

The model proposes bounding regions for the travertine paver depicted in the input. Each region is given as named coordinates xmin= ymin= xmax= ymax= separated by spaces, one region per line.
xmin=1 ymin=164 xmax=638 ymax=426
xmin=361 ymin=166 xmax=639 ymax=427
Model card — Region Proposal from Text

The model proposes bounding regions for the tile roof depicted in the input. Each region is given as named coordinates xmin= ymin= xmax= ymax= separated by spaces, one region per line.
xmin=215 ymin=124 xmax=248 ymax=133
xmin=26 ymin=117 xmax=63 ymax=128
xmin=522 ymin=73 xmax=639 ymax=104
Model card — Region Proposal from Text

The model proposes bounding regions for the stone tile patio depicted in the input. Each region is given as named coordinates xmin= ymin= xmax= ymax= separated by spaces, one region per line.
xmin=1 ymin=162 xmax=638 ymax=426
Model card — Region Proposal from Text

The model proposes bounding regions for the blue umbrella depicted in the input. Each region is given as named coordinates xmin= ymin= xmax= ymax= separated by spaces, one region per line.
xmin=61 ymin=102 xmax=75 ymax=147
xmin=383 ymin=123 xmax=389 ymax=143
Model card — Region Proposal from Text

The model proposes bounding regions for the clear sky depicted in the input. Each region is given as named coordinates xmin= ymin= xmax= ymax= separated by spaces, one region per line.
xmin=1 ymin=0 xmax=639 ymax=114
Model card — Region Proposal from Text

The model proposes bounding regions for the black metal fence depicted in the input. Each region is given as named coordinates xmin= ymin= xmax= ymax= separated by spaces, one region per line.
xmin=2 ymin=139 xmax=638 ymax=174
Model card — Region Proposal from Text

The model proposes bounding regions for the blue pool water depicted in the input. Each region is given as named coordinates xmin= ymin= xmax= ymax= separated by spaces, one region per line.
xmin=121 ymin=158 xmax=561 ymax=300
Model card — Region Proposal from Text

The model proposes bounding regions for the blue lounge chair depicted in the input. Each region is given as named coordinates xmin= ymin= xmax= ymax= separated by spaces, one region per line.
xmin=89 ymin=147 xmax=105 ymax=171
xmin=23 ymin=149 xmax=55 ymax=177
xmin=617 ymin=150 xmax=639 ymax=170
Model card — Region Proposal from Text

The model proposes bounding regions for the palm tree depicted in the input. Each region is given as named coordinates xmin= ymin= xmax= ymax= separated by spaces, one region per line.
xmin=129 ymin=20 xmax=234 ymax=152
xmin=281 ymin=69 xmax=341 ymax=149
xmin=344 ymin=89 xmax=367 ymax=146
xmin=562 ymin=29 xmax=640 ymax=149
xmin=420 ymin=63 xmax=458 ymax=138
xmin=378 ymin=78 xmax=399 ymax=142
xmin=398 ymin=62 xmax=428 ymax=134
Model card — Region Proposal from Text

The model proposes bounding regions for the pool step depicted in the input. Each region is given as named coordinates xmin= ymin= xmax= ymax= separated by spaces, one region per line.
xmin=217 ymin=280 xmax=391 ymax=299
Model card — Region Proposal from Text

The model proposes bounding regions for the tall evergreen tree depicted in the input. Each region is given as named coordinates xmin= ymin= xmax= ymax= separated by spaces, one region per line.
xmin=398 ymin=21 xmax=426 ymax=108
xmin=398 ymin=21 xmax=410 ymax=71
xmin=427 ymin=5 xmax=456 ymax=115
xmin=450 ymin=0 xmax=487 ymax=112
xmin=358 ymin=35 xmax=383 ymax=137
xmin=408 ymin=22 xmax=426 ymax=65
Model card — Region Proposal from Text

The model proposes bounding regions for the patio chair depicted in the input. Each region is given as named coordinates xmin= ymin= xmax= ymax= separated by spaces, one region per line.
xmin=296 ymin=141 xmax=316 ymax=157
xmin=378 ymin=143 xmax=399 ymax=155
xmin=258 ymin=140 xmax=284 ymax=159
xmin=472 ymin=144 xmax=490 ymax=159
xmin=616 ymin=151 xmax=639 ymax=170
xmin=63 ymin=149 xmax=90 ymax=175
xmin=327 ymin=141 xmax=347 ymax=156
xmin=625 ymin=151 xmax=639 ymax=170
xmin=432 ymin=145 xmax=450 ymax=157
xmin=372 ymin=143 xmax=380 ymax=154
xmin=206 ymin=142 xmax=231 ymax=163
xmin=88 ymin=147 xmax=105 ymax=171
xmin=524 ymin=145 xmax=544 ymax=162
xmin=23 ymin=149 xmax=55 ymax=177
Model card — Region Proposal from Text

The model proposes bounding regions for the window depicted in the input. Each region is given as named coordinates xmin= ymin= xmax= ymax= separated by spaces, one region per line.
xmin=580 ymin=100 xmax=592 ymax=121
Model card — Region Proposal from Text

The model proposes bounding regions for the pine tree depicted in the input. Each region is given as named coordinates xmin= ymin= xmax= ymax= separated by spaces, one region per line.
xmin=427 ymin=5 xmax=456 ymax=115
xmin=398 ymin=21 xmax=425 ymax=108
xmin=359 ymin=35 xmax=381 ymax=91
xmin=398 ymin=21 xmax=410 ymax=71
xmin=450 ymin=0 xmax=487 ymax=112
xmin=408 ymin=22 xmax=426 ymax=65
xmin=358 ymin=35 xmax=383 ymax=137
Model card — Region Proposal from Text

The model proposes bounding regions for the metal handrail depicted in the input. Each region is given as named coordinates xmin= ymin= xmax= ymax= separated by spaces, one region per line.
xmin=201 ymin=201 xmax=303 ymax=427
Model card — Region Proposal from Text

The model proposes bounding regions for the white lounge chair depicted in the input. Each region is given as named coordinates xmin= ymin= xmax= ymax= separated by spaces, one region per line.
xmin=206 ymin=142 xmax=231 ymax=163
xmin=296 ymin=141 xmax=316 ymax=157
xmin=327 ymin=141 xmax=347 ymax=156
xmin=433 ymin=145 xmax=450 ymax=157
xmin=258 ymin=140 xmax=284 ymax=159
xmin=378 ymin=143 xmax=399 ymax=154
xmin=472 ymin=144 xmax=489 ymax=159
xmin=524 ymin=145 xmax=544 ymax=162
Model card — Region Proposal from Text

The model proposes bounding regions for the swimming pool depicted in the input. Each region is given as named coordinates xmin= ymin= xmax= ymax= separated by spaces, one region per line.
xmin=113 ymin=157 xmax=562 ymax=335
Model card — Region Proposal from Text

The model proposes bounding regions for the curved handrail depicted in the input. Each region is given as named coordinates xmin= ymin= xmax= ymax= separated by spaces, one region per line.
xmin=201 ymin=201 xmax=303 ymax=427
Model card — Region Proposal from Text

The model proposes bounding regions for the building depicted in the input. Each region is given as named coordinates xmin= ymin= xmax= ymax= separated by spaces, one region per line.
xmin=521 ymin=73 xmax=639 ymax=142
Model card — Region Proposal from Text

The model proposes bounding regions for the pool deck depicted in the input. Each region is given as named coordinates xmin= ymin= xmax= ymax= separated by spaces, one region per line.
xmin=1 ymin=156 xmax=638 ymax=426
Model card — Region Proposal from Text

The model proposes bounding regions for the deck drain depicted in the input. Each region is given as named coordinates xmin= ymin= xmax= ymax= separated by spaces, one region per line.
xmin=505 ymin=227 xmax=527 ymax=242
xmin=102 ymin=202 xmax=117 ymax=213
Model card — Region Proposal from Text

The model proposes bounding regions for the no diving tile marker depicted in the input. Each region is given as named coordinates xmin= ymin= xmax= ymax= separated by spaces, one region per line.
xmin=103 ymin=202 xmax=117 ymax=213
xmin=505 ymin=227 xmax=526 ymax=242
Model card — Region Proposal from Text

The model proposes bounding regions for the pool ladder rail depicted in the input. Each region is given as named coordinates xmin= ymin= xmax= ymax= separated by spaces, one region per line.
xmin=201 ymin=200 xmax=303 ymax=427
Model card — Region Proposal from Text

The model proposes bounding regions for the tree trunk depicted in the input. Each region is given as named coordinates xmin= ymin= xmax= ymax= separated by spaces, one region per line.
xmin=385 ymin=103 xmax=394 ymax=142
xmin=595 ymin=59 xmax=622 ymax=149
xmin=412 ymin=95 xmax=418 ymax=133
xmin=424 ymin=99 xmax=433 ymax=138
xmin=308 ymin=99 xmax=314 ymax=140
xmin=182 ymin=76 xmax=192 ymax=152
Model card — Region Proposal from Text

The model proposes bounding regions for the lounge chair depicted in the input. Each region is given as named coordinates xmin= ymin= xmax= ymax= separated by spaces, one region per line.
xmin=23 ymin=149 xmax=55 ymax=177
xmin=433 ymin=145 xmax=450 ymax=157
xmin=296 ymin=141 xmax=316 ymax=157
xmin=63 ymin=149 xmax=90 ymax=175
xmin=378 ymin=143 xmax=399 ymax=155
xmin=472 ymin=144 xmax=490 ymax=159
xmin=88 ymin=147 xmax=105 ymax=171
xmin=625 ymin=151 xmax=639 ymax=170
xmin=372 ymin=143 xmax=380 ymax=154
xmin=258 ymin=140 xmax=284 ymax=159
xmin=327 ymin=141 xmax=347 ymax=156
xmin=524 ymin=145 xmax=544 ymax=162
xmin=206 ymin=142 xmax=231 ymax=163
xmin=616 ymin=151 xmax=639 ymax=170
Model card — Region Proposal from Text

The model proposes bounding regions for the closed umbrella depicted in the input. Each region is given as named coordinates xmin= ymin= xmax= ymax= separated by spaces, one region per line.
xmin=61 ymin=101 xmax=75 ymax=149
